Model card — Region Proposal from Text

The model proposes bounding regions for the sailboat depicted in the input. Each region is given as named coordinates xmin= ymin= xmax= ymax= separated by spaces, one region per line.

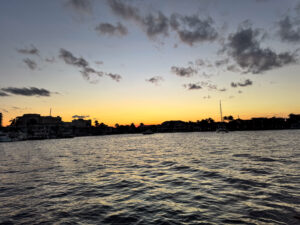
xmin=216 ymin=100 xmax=229 ymax=133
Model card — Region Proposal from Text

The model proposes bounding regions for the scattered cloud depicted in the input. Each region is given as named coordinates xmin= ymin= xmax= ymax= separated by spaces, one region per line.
xmin=95 ymin=22 xmax=128 ymax=36
xmin=59 ymin=48 xmax=122 ymax=83
xmin=231 ymin=79 xmax=253 ymax=88
xmin=23 ymin=58 xmax=37 ymax=70
xmin=171 ymin=66 xmax=196 ymax=77
xmin=146 ymin=76 xmax=164 ymax=85
xmin=223 ymin=24 xmax=298 ymax=73
xmin=17 ymin=45 xmax=39 ymax=56
xmin=183 ymin=83 xmax=202 ymax=90
xmin=59 ymin=48 xmax=104 ymax=82
xmin=1 ymin=87 xmax=53 ymax=97
xmin=106 ymin=73 xmax=122 ymax=82
xmin=65 ymin=0 xmax=92 ymax=15
xmin=72 ymin=115 xmax=90 ymax=119
xmin=203 ymin=95 xmax=211 ymax=99
xmin=219 ymin=88 xmax=227 ymax=92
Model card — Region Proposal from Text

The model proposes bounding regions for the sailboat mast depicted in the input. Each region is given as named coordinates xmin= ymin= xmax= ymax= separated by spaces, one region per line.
xmin=220 ymin=100 xmax=223 ymax=122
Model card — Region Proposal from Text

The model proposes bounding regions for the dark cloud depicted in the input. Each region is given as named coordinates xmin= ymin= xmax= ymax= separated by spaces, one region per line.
xmin=219 ymin=88 xmax=227 ymax=92
xmin=95 ymin=22 xmax=128 ymax=36
xmin=171 ymin=66 xmax=196 ymax=77
xmin=183 ymin=83 xmax=202 ymax=90
xmin=141 ymin=12 xmax=169 ymax=38
xmin=23 ymin=58 xmax=37 ymax=70
xmin=72 ymin=115 xmax=90 ymax=119
xmin=65 ymin=0 xmax=92 ymax=14
xmin=146 ymin=76 xmax=164 ymax=85
xmin=170 ymin=14 xmax=218 ymax=45
xmin=108 ymin=0 xmax=217 ymax=43
xmin=231 ymin=79 xmax=253 ymax=88
xmin=224 ymin=25 xmax=298 ymax=74
xmin=17 ymin=45 xmax=39 ymax=56
xmin=0 ymin=91 xmax=9 ymax=97
xmin=109 ymin=0 xmax=168 ymax=39
xmin=1 ymin=87 xmax=52 ymax=97
xmin=278 ymin=16 xmax=300 ymax=43
xmin=106 ymin=73 xmax=122 ymax=82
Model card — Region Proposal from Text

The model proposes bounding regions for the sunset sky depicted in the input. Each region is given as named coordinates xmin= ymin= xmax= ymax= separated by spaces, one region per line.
xmin=0 ymin=0 xmax=300 ymax=126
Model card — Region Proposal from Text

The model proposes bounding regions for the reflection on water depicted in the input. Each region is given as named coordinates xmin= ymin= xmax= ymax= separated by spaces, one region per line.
xmin=0 ymin=130 xmax=299 ymax=224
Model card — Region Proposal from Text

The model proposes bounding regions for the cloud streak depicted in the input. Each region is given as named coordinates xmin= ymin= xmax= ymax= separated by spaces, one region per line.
xmin=72 ymin=115 xmax=90 ymax=119
xmin=17 ymin=45 xmax=39 ymax=56
xmin=1 ymin=87 xmax=52 ymax=97
xmin=59 ymin=48 xmax=122 ymax=82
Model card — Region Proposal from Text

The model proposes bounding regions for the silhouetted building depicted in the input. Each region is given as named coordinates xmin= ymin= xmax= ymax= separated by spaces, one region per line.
xmin=71 ymin=119 xmax=92 ymax=136
xmin=71 ymin=119 xmax=91 ymax=128
xmin=11 ymin=114 xmax=64 ymax=139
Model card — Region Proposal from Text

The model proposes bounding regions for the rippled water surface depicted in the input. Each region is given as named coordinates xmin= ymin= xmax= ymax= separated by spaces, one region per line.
xmin=0 ymin=130 xmax=300 ymax=224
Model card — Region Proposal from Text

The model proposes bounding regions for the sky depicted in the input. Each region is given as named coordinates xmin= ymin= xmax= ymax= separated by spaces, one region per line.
xmin=0 ymin=0 xmax=300 ymax=126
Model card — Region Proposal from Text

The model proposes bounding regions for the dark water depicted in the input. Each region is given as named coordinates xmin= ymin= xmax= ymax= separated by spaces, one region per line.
xmin=0 ymin=130 xmax=300 ymax=225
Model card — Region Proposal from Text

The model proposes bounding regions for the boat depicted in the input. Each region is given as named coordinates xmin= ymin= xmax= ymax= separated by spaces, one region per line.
xmin=0 ymin=131 xmax=12 ymax=142
xmin=216 ymin=100 xmax=229 ymax=133
xmin=143 ymin=129 xmax=154 ymax=135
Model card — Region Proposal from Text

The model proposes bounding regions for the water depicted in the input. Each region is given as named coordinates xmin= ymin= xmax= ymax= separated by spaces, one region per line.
xmin=0 ymin=130 xmax=299 ymax=225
